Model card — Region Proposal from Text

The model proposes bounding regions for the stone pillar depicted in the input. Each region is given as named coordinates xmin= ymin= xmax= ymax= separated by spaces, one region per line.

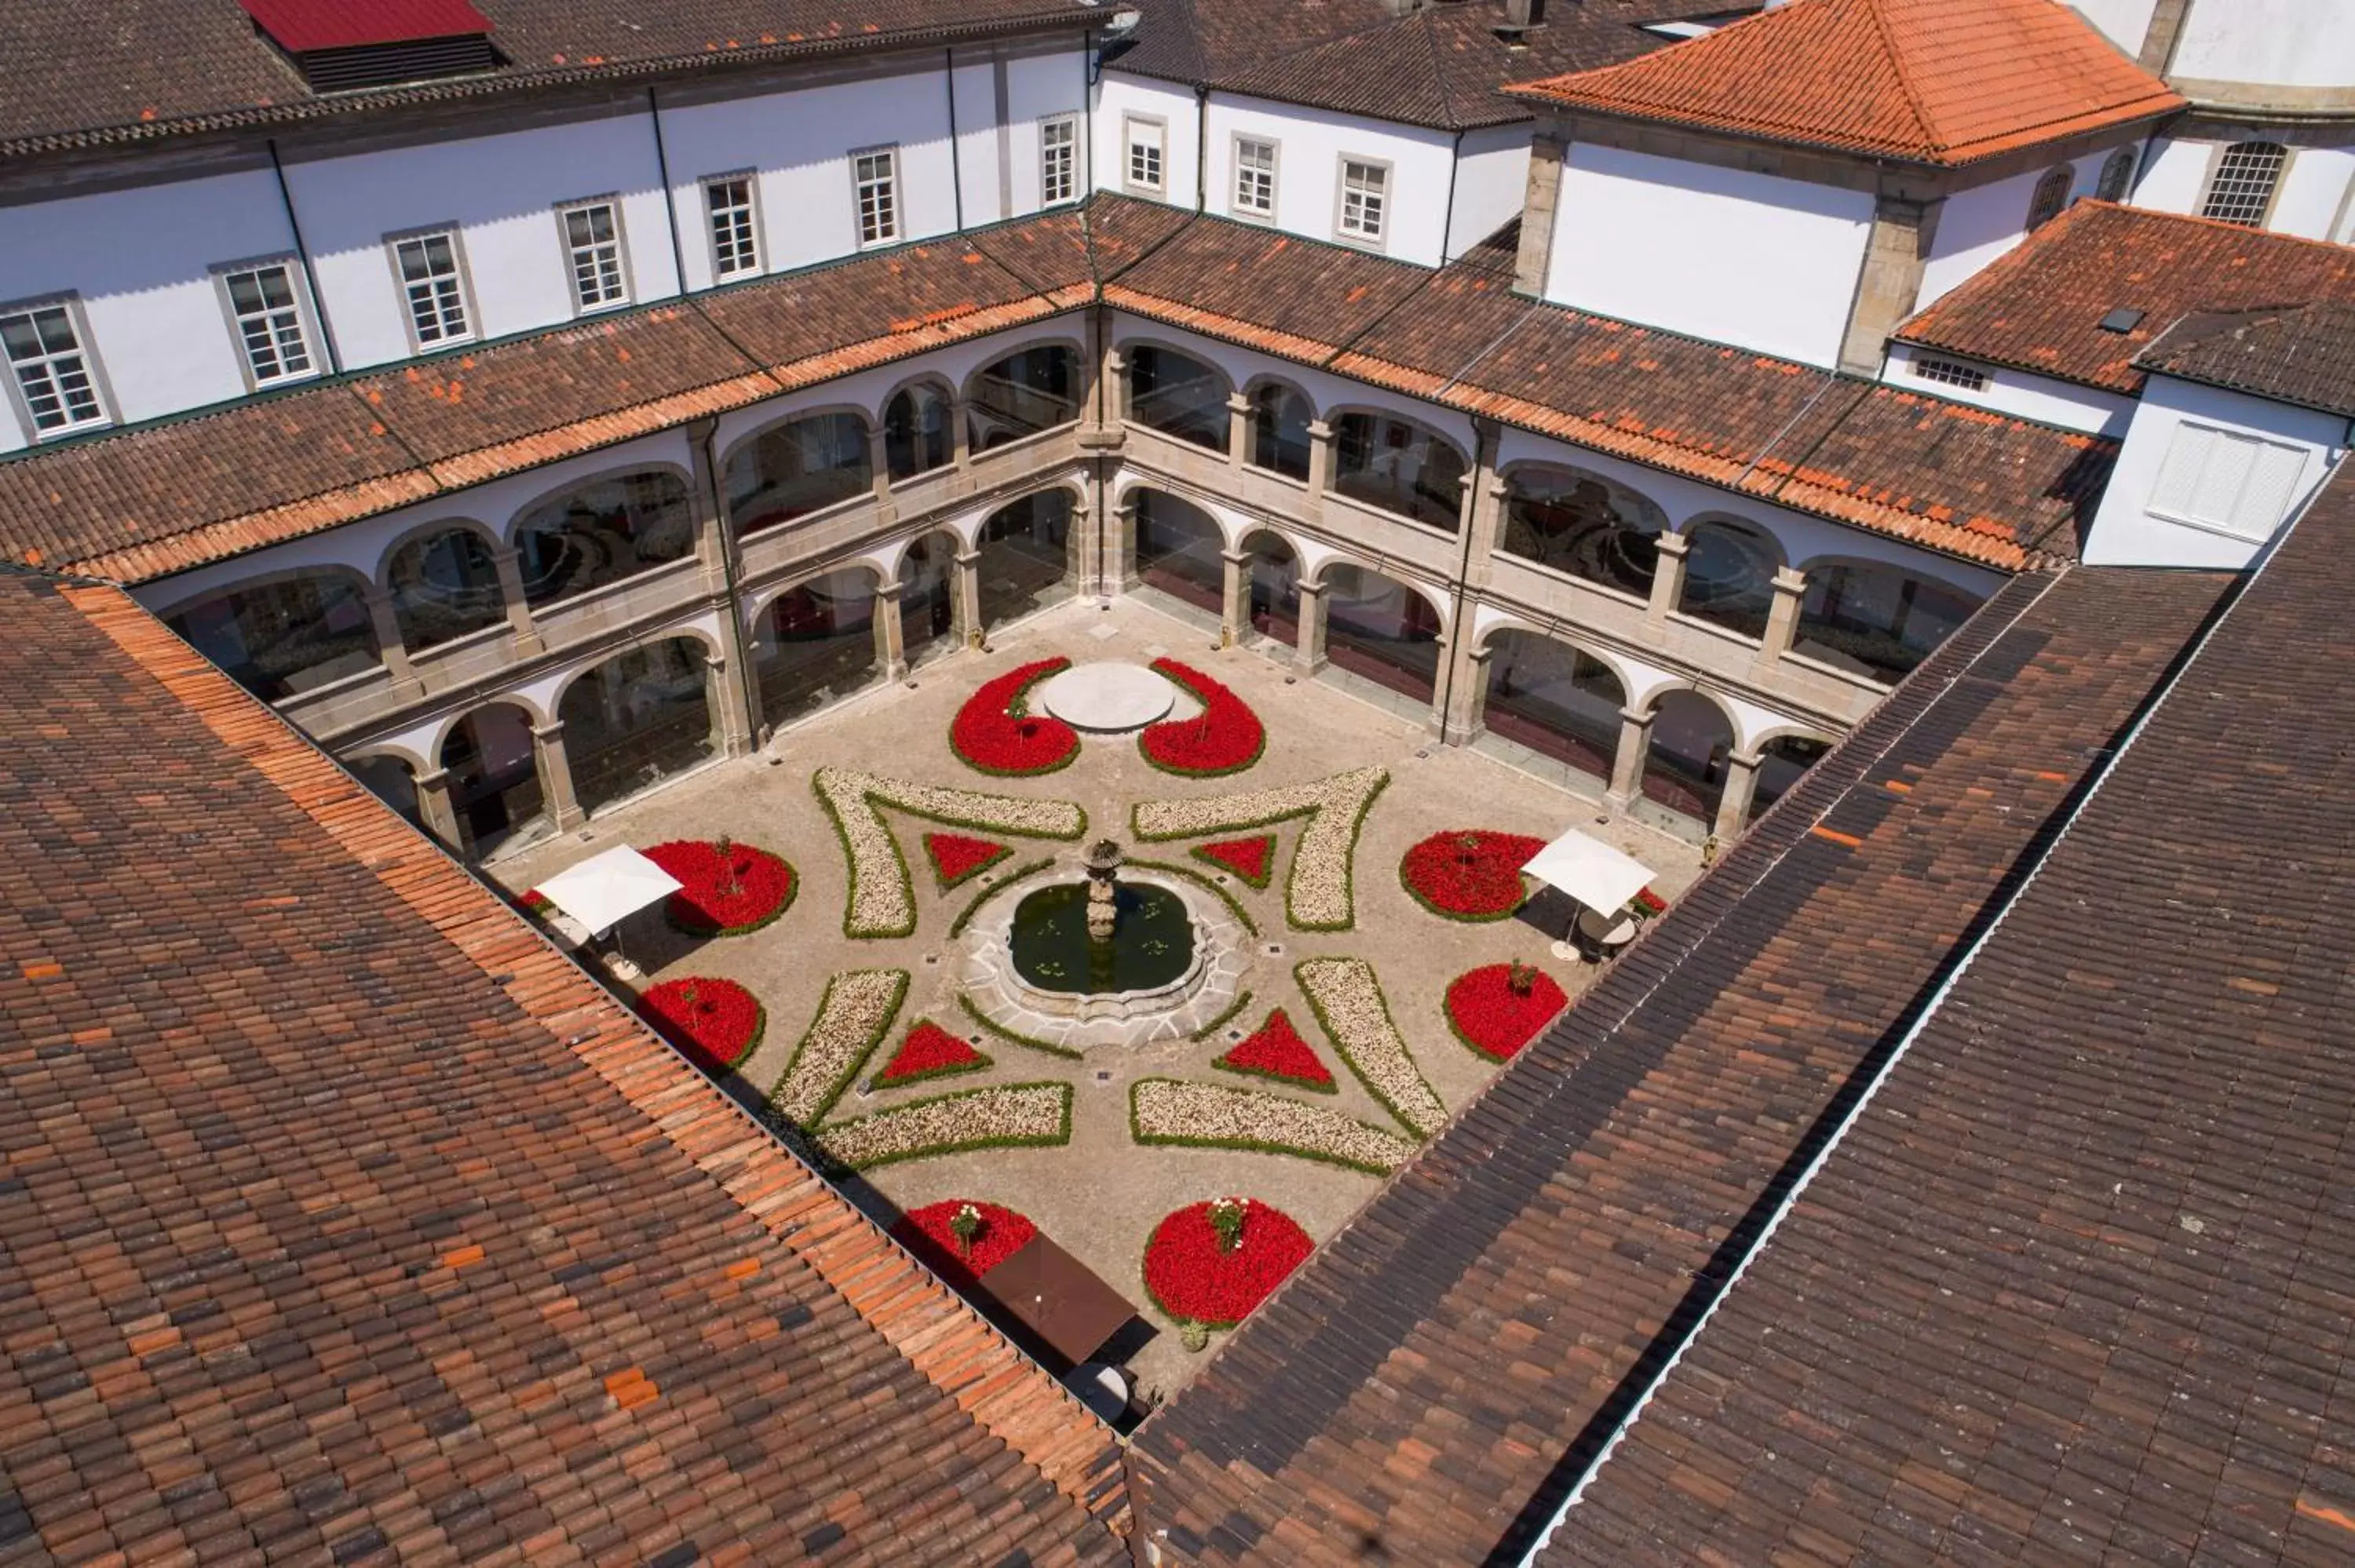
xmin=1465 ymin=473 xmax=1508 ymax=579
xmin=1102 ymin=347 xmax=1129 ymax=432
xmin=705 ymin=646 xmax=756 ymax=757
xmin=1293 ymin=578 xmax=1330 ymax=676
xmin=362 ymin=585 xmax=416 ymax=686
xmin=874 ymin=578 xmax=908 ymax=679
xmin=951 ymin=396 xmax=974 ymax=470
xmin=1713 ymin=749 xmax=1762 ymax=844
xmin=490 ymin=544 xmax=541 ymax=651
xmin=413 ymin=765 xmax=463 ymax=853
xmin=532 ymin=720 xmax=586 ymax=831
xmin=955 ymin=547 xmax=984 ymax=648
xmin=2136 ymin=0 xmax=2192 ymax=72
xmin=1104 ymin=498 xmax=1137 ymax=596
xmin=1758 ymin=565 xmax=1809 ymax=669
xmin=1513 ymin=130 xmax=1568 ymax=296
xmin=1838 ymin=192 xmax=1942 ymax=377
xmin=866 ymin=421 xmax=895 ymax=502
xmin=1226 ymin=391 xmax=1253 ymax=466
xmin=1605 ymin=705 xmax=1654 ymax=808
xmin=1305 ymin=420 xmax=1336 ymax=499
xmin=1218 ymin=548 xmax=1250 ymax=648
xmin=1646 ymin=530 xmax=1690 ymax=629
xmin=1440 ymin=640 xmax=1494 ymax=747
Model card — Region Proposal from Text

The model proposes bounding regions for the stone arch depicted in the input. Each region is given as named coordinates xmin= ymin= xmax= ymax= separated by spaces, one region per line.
xmin=720 ymin=403 xmax=874 ymax=537
xmin=436 ymin=699 xmax=551 ymax=859
xmin=973 ymin=487 xmax=1081 ymax=631
xmin=344 ymin=750 xmax=423 ymax=829
xmin=1243 ymin=374 xmax=1316 ymax=480
xmin=1496 ymin=460 xmax=1670 ymax=600
xmin=546 ymin=624 xmax=723 ymax=715
xmin=1751 ymin=731 xmax=1835 ymax=821
xmin=1790 ymin=554 xmax=1985 ymax=684
xmin=506 ymin=463 xmax=698 ymax=612
xmin=964 ymin=337 xmax=1087 ymax=452
xmin=1320 ymin=560 xmax=1448 ymax=704
xmin=1128 ymin=486 xmax=1227 ymax=616
xmin=376 ymin=518 xmax=507 ymax=651
xmin=1478 ymin=624 xmax=1631 ymax=786
xmin=1123 ymin=335 xmax=1236 ymax=453
xmin=158 ymin=562 xmax=384 ymax=702
xmin=555 ymin=634 xmax=723 ymax=815
xmin=896 ymin=527 xmax=962 ymax=665
xmin=1677 ymin=512 xmax=1787 ymax=641
xmin=1327 ymin=405 xmax=1470 ymax=532
xmin=1638 ymin=686 xmax=1739 ymax=830
xmin=878 ymin=372 xmax=958 ymax=482
xmin=502 ymin=458 xmax=696 ymax=547
xmin=752 ymin=562 xmax=887 ymax=728
xmin=1236 ymin=526 xmax=1303 ymax=649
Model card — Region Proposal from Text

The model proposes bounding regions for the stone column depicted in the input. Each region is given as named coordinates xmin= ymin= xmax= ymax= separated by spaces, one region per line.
xmin=1104 ymin=498 xmax=1137 ymax=596
xmin=1605 ymin=705 xmax=1654 ymax=808
xmin=1218 ymin=548 xmax=1250 ymax=648
xmin=1101 ymin=347 xmax=1129 ymax=432
xmin=688 ymin=418 xmax=732 ymax=594
xmin=1293 ymin=578 xmax=1331 ymax=677
xmin=490 ymin=544 xmax=541 ymax=651
xmin=1513 ymin=129 xmax=1568 ymax=296
xmin=955 ymin=546 xmax=984 ymax=648
xmin=874 ymin=578 xmax=908 ymax=680
xmin=1758 ymin=565 xmax=1809 ymax=670
xmin=532 ymin=720 xmax=586 ymax=831
xmin=1645 ymin=530 xmax=1690 ymax=629
xmin=951 ymin=395 xmax=974 ymax=470
xmin=1713 ymin=749 xmax=1763 ymax=844
xmin=1440 ymin=640 xmax=1494 ymax=747
xmin=1464 ymin=473 xmax=1508 ymax=582
xmin=362 ymin=585 xmax=416 ymax=686
xmin=705 ymin=645 xmax=756 ymax=757
xmin=866 ymin=421 xmax=895 ymax=504
xmin=1838 ymin=192 xmax=1942 ymax=377
xmin=1305 ymin=420 xmax=1336 ymax=499
xmin=413 ymin=766 xmax=463 ymax=853
xmin=1226 ymin=391 xmax=1253 ymax=466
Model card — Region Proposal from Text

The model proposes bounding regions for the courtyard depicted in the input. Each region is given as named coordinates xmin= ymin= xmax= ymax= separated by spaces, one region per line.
xmin=496 ymin=594 xmax=1702 ymax=1407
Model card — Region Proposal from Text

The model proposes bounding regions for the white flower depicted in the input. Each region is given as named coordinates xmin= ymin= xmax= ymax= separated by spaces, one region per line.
xmin=820 ymin=1082 xmax=1073 ymax=1170
xmin=766 ymin=968 xmax=908 ymax=1126
xmin=814 ymin=767 xmax=1086 ymax=939
xmin=1131 ymin=766 xmax=1387 ymax=932
xmin=1295 ymin=957 xmax=1445 ymax=1137
xmin=1131 ymin=1078 xmax=1415 ymax=1174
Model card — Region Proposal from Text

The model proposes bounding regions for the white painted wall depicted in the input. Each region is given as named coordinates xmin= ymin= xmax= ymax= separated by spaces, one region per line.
xmin=2171 ymin=0 xmax=2355 ymax=93
xmin=1918 ymin=144 xmax=2138 ymax=307
xmin=2131 ymin=133 xmax=2355 ymax=241
xmin=2062 ymin=0 xmax=2160 ymax=56
xmin=0 ymin=167 xmax=305 ymax=451
xmin=1544 ymin=141 xmax=1875 ymax=367
xmin=2084 ymin=375 xmax=2347 ymax=567
xmin=1881 ymin=344 xmax=2135 ymax=436
xmin=1448 ymin=125 xmax=1532 ymax=261
xmin=1002 ymin=48 xmax=1092 ymax=221
xmin=1095 ymin=71 xmax=1201 ymax=207
xmin=1200 ymin=93 xmax=1458 ymax=264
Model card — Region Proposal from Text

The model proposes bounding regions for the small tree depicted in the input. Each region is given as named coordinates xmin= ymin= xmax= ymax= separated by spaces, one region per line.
xmin=714 ymin=833 xmax=741 ymax=899
xmin=1506 ymin=961 xmax=1537 ymax=999
xmin=949 ymin=1202 xmax=984 ymax=1256
xmin=1208 ymin=1196 xmax=1246 ymax=1254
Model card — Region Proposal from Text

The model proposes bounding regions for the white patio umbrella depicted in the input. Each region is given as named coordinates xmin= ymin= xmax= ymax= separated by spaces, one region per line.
xmin=531 ymin=844 xmax=682 ymax=957
xmin=1520 ymin=829 xmax=1654 ymax=960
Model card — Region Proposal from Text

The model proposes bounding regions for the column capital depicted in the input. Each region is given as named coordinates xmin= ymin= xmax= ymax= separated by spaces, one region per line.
xmin=1727 ymin=748 xmax=1764 ymax=771
xmin=531 ymin=720 xmax=565 ymax=742
xmin=1225 ymin=390 xmax=1252 ymax=414
xmin=954 ymin=547 xmax=982 ymax=568
xmin=1653 ymin=529 xmax=1691 ymax=560
xmin=873 ymin=577 xmax=906 ymax=602
xmin=414 ymin=766 xmax=451 ymax=789
xmin=488 ymin=541 xmax=520 ymax=565
xmin=1295 ymin=577 xmax=1329 ymax=599
xmin=1219 ymin=547 xmax=1251 ymax=568
xmin=1770 ymin=564 xmax=1809 ymax=594
xmin=1617 ymin=703 xmax=1655 ymax=728
xmin=1306 ymin=419 xmax=1334 ymax=440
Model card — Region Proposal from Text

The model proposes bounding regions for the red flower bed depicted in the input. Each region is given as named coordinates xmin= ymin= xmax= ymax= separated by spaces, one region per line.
xmin=1445 ymin=962 xmax=1568 ymax=1062
xmin=644 ymin=839 xmax=797 ymax=936
xmin=1140 ymin=660 xmax=1265 ymax=777
xmin=639 ymin=975 xmax=765 ymax=1074
xmin=1191 ymin=833 xmax=1276 ymax=888
xmin=1142 ymin=1200 xmax=1313 ymax=1327
xmin=893 ymin=1199 xmax=1038 ymax=1293
xmin=1214 ymin=1008 xmax=1334 ymax=1091
xmin=924 ymin=831 xmax=1012 ymax=890
xmin=1399 ymin=830 xmax=1547 ymax=921
xmin=872 ymin=1020 xmax=989 ymax=1088
xmin=1634 ymin=887 xmax=1667 ymax=917
xmin=949 ymin=658 xmax=1079 ymax=775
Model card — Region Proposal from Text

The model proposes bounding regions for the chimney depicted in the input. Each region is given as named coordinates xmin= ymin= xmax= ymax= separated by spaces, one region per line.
xmin=1502 ymin=0 xmax=1546 ymax=31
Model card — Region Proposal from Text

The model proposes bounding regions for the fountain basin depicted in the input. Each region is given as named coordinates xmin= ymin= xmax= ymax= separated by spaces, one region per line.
xmin=1009 ymin=881 xmax=1196 ymax=995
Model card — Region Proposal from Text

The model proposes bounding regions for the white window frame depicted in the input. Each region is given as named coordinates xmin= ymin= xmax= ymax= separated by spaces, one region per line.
xmin=852 ymin=145 xmax=902 ymax=249
xmin=387 ymin=227 xmax=476 ymax=351
xmin=1040 ymin=114 xmax=1079 ymax=207
xmin=702 ymin=173 xmax=763 ymax=281
xmin=1334 ymin=155 xmax=1391 ymax=250
xmin=2200 ymin=140 xmax=2290 ymax=228
xmin=1124 ymin=115 xmax=1167 ymax=196
xmin=1911 ymin=354 xmax=1988 ymax=392
xmin=2145 ymin=418 xmax=2309 ymax=542
xmin=557 ymin=197 xmax=632 ymax=314
xmin=1232 ymin=135 xmax=1279 ymax=222
xmin=212 ymin=257 xmax=321 ymax=392
xmin=0 ymin=295 xmax=113 ymax=439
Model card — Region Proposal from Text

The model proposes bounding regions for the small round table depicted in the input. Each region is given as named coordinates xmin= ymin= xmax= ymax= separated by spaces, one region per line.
xmin=1575 ymin=906 xmax=1638 ymax=960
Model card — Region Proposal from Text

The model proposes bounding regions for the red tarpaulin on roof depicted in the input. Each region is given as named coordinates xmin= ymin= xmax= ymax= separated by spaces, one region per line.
xmin=238 ymin=0 xmax=492 ymax=53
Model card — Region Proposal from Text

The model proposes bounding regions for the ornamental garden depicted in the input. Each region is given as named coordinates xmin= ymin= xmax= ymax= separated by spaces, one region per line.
xmin=498 ymin=597 xmax=1699 ymax=1402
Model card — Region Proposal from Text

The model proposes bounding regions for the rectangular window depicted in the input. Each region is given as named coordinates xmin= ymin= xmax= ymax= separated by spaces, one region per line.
xmin=221 ymin=263 xmax=316 ymax=386
xmin=705 ymin=177 xmax=760 ymax=278
xmin=2147 ymin=420 xmax=2308 ymax=541
xmin=392 ymin=231 xmax=471 ymax=346
xmin=1234 ymin=137 xmax=1277 ymax=220
xmin=1040 ymin=115 xmax=1078 ymax=206
xmin=1338 ymin=158 xmax=1388 ymax=245
xmin=854 ymin=148 xmax=900 ymax=247
xmin=1125 ymin=116 xmax=1165 ymax=195
xmin=1 ymin=301 xmax=108 ymax=435
xmin=560 ymin=200 xmax=629 ymax=312
xmin=1911 ymin=355 xmax=1988 ymax=391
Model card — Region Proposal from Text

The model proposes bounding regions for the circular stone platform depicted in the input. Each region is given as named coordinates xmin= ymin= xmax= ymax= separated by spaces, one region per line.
xmin=1034 ymin=661 xmax=1175 ymax=732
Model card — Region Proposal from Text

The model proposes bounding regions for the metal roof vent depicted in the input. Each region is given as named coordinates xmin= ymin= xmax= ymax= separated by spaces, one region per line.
xmin=239 ymin=0 xmax=498 ymax=93
xmin=2098 ymin=307 xmax=2147 ymax=334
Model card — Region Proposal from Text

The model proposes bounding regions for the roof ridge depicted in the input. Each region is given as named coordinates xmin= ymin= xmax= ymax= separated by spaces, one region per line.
xmin=1860 ymin=0 xmax=1939 ymax=155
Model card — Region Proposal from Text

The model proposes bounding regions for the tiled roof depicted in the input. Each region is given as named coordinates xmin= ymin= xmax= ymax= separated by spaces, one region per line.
xmin=1125 ymin=561 xmax=2233 ymax=1566
xmin=1898 ymin=200 xmax=2355 ymax=396
xmin=1506 ymin=0 xmax=2183 ymax=166
xmin=0 ymin=0 xmax=1097 ymax=154
xmin=1542 ymin=465 xmax=2355 ymax=1567
xmin=0 ymin=567 xmax=1126 ymax=1564
xmin=2136 ymin=301 xmax=2355 ymax=419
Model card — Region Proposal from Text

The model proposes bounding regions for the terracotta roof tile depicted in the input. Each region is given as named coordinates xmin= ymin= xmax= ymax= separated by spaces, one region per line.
xmin=0 ymin=569 xmax=1126 ymax=1564
xmin=1898 ymin=201 xmax=2355 ymax=395
xmin=1507 ymin=0 xmax=2182 ymax=166
xmin=2135 ymin=300 xmax=2355 ymax=418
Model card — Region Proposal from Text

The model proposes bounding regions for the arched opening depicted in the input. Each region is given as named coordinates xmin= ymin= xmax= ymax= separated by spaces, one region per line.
xmin=968 ymin=345 xmax=1080 ymax=451
xmin=440 ymin=702 xmax=547 ymax=859
xmin=349 ymin=753 xmax=421 ymax=828
xmin=754 ymin=568 xmax=882 ymax=727
xmin=724 ymin=411 xmax=872 ymax=535
xmin=898 ymin=532 xmax=959 ymax=667
xmin=1132 ymin=490 xmax=1225 ymax=616
xmin=1641 ymin=690 xmax=1735 ymax=827
xmin=558 ymin=637 xmax=718 ymax=814
xmin=1752 ymin=734 xmax=1831 ymax=820
xmin=1795 ymin=561 xmax=1984 ymax=684
xmin=1678 ymin=518 xmax=1780 ymax=640
xmin=1499 ymin=465 xmax=1667 ymax=600
xmin=1245 ymin=532 xmax=1300 ymax=647
xmin=2027 ymin=165 xmax=2074 ymax=230
xmin=975 ymin=490 xmax=1076 ymax=630
xmin=883 ymin=381 xmax=955 ymax=481
xmin=513 ymin=470 xmax=695 ymax=611
xmin=1126 ymin=344 xmax=1228 ymax=450
xmin=2096 ymin=148 xmax=2136 ymax=203
xmin=165 ymin=571 xmax=380 ymax=699
xmin=1482 ymin=630 xmax=1626 ymax=784
xmin=1331 ymin=411 xmax=1466 ymax=531
xmin=1323 ymin=564 xmax=1442 ymax=702
xmin=1249 ymin=381 xmax=1313 ymax=480
xmin=385 ymin=525 xmax=505 ymax=651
